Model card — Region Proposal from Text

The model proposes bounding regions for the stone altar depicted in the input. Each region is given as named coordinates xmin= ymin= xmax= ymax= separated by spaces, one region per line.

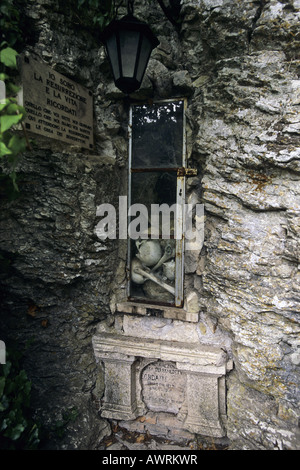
xmin=92 ymin=315 xmax=233 ymax=438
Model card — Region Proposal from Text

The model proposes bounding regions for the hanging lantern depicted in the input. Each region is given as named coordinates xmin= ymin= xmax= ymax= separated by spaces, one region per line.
xmin=100 ymin=11 xmax=159 ymax=95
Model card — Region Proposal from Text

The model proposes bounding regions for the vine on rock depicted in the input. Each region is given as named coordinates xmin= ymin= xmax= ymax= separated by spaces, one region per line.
xmin=0 ymin=0 xmax=29 ymax=198
xmin=76 ymin=0 xmax=118 ymax=31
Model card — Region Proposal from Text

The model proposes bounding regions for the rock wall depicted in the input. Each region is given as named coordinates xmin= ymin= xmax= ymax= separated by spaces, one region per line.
xmin=0 ymin=0 xmax=299 ymax=450
xmin=0 ymin=0 xmax=125 ymax=449
xmin=178 ymin=0 xmax=300 ymax=450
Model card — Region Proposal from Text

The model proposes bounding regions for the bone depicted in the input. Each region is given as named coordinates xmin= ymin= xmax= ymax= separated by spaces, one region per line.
xmin=151 ymin=241 xmax=175 ymax=272
xmin=134 ymin=266 xmax=175 ymax=296
xmin=131 ymin=258 xmax=146 ymax=284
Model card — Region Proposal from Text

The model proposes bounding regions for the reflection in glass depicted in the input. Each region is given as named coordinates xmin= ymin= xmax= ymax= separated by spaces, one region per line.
xmin=106 ymin=35 xmax=120 ymax=80
xmin=136 ymin=35 xmax=152 ymax=82
xmin=119 ymin=30 xmax=140 ymax=77
xmin=131 ymin=101 xmax=184 ymax=169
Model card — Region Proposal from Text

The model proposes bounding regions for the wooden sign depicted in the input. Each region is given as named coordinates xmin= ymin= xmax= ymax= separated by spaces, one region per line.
xmin=19 ymin=55 xmax=93 ymax=150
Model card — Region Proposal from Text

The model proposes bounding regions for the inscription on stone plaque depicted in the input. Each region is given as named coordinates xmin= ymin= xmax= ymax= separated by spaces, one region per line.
xmin=19 ymin=55 xmax=93 ymax=149
xmin=142 ymin=361 xmax=186 ymax=414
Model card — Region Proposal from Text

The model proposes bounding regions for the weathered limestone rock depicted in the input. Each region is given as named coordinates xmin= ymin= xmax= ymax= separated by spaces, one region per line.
xmin=0 ymin=0 xmax=299 ymax=450
xmin=181 ymin=0 xmax=300 ymax=449
xmin=0 ymin=0 xmax=123 ymax=449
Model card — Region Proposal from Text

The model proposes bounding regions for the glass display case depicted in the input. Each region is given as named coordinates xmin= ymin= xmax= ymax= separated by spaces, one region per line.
xmin=128 ymin=100 xmax=186 ymax=307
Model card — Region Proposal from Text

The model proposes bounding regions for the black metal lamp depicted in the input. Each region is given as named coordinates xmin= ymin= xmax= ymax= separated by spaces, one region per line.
xmin=100 ymin=2 xmax=159 ymax=94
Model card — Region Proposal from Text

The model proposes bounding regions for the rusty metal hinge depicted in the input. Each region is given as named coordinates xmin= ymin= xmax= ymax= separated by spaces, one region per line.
xmin=177 ymin=167 xmax=198 ymax=177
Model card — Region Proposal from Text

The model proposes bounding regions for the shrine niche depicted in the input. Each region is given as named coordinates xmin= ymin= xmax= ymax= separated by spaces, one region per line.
xmin=92 ymin=316 xmax=233 ymax=439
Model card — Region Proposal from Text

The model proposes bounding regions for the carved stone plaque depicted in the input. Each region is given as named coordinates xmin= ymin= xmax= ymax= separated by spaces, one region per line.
xmin=142 ymin=361 xmax=186 ymax=414
xmin=19 ymin=55 xmax=93 ymax=149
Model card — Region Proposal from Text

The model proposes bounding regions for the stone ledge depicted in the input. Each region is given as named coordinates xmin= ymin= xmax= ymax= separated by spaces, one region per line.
xmin=93 ymin=332 xmax=232 ymax=373
xmin=116 ymin=301 xmax=199 ymax=323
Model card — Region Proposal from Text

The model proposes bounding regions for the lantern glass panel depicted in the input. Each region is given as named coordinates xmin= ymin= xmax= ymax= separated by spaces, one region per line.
xmin=106 ymin=34 xmax=120 ymax=80
xmin=136 ymin=35 xmax=152 ymax=83
xmin=119 ymin=29 xmax=140 ymax=78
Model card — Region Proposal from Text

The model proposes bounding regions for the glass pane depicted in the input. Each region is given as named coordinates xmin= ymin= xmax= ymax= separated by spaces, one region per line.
xmin=129 ymin=172 xmax=177 ymax=304
xmin=119 ymin=30 xmax=140 ymax=78
xmin=131 ymin=171 xmax=177 ymax=227
xmin=106 ymin=34 xmax=120 ymax=80
xmin=131 ymin=101 xmax=184 ymax=169
xmin=136 ymin=35 xmax=152 ymax=82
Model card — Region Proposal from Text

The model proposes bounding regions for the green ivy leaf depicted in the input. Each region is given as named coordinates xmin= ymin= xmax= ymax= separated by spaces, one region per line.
xmin=6 ymin=82 xmax=20 ymax=95
xmin=0 ymin=141 xmax=12 ymax=156
xmin=0 ymin=100 xmax=9 ymax=112
xmin=5 ymin=102 xmax=25 ymax=117
xmin=0 ymin=41 xmax=9 ymax=50
xmin=0 ymin=73 xmax=9 ymax=81
xmin=10 ymin=170 xmax=19 ymax=191
xmin=7 ymin=423 xmax=25 ymax=441
xmin=8 ymin=134 xmax=27 ymax=155
xmin=0 ymin=113 xmax=23 ymax=133
xmin=0 ymin=47 xmax=18 ymax=68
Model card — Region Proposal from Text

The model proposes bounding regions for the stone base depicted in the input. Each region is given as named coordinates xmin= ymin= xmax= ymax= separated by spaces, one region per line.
xmin=92 ymin=321 xmax=233 ymax=439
